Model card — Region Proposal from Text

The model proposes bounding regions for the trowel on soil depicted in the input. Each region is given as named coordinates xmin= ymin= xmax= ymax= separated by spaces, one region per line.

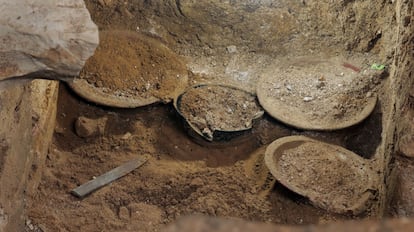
xmin=71 ymin=157 xmax=147 ymax=198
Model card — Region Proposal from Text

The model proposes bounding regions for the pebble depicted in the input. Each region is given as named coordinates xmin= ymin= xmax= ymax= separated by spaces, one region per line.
xmin=190 ymin=177 xmax=204 ymax=186
xmin=316 ymin=81 xmax=325 ymax=89
xmin=74 ymin=116 xmax=108 ymax=138
xmin=366 ymin=91 xmax=373 ymax=98
xmin=286 ymin=84 xmax=292 ymax=91
xmin=119 ymin=206 xmax=130 ymax=220
xmin=303 ymin=96 xmax=313 ymax=102
xmin=121 ymin=132 xmax=132 ymax=140
xmin=226 ymin=45 xmax=237 ymax=53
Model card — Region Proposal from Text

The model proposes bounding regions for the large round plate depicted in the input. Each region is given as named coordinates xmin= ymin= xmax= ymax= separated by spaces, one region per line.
xmin=264 ymin=135 xmax=376 ymax=215
xmin=257 ymin=56 xmax=380 ymax=130
xmin=69 ymin=30 xmax=188 ymax=108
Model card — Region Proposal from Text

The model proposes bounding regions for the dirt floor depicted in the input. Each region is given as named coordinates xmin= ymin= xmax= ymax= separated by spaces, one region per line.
xmin=27 ymin=84 xmax=370 ymax=231
xmin=22 ymin=0 xmax=414 ymax=232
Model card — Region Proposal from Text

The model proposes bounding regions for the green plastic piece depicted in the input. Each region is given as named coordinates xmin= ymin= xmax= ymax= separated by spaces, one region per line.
xmin=371 ymin=63 xmax=385 ymax=70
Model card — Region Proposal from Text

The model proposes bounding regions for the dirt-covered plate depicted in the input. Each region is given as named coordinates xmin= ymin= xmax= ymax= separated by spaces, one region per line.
xmin=174 ymin=84 xmax=264 ymax=141
xmin=257 ymin=56 xmax=382 ymax=130
xmin=264 ymin=135 xmax=376 ymax=215
xmin=69 ymin=30 xmax=188 ymax=108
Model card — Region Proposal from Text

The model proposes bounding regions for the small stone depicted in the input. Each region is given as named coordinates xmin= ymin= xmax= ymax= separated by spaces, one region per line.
xmin=399 ymin=135 xmax=414 ymax=158
xmin=190 ymin=177 xmax=204 ymax=186
xmin=95 ymin=80 xmax=103 ymax=88
xmin=316 ymin=81 xmax=326 ymax=89
xmin=121 ymin=132 xmax=132 ymax=140
xmin=286 ymin=84 xmax=292 ymax=91
xmin=366 ymin=91 xmax=373 ymax=98
xmin=74 ymin=116 xmax=108 ymax=138
xmin=245 ymin=121 xmax=252 ymax=128
xmin=226 ymin=45 xmax=237 ymax=53
xmin=119 ymin=206 xmax=130 ymax=220
xmin=202 ymin=127 xmax=213 ymax=139
xmin=303 ymin=96 xmax=313 ymax=102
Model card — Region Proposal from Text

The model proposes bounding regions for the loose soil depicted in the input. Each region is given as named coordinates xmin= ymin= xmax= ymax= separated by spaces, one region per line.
xmin=177 ymin=85 xmax=263 ymax=140
xmin=74 ymin=30 xmax=188 ymax=105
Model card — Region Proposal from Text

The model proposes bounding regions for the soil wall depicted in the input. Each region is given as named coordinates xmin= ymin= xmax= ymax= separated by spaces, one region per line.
xmin=0 ymin=80 xmax=33 ymax=232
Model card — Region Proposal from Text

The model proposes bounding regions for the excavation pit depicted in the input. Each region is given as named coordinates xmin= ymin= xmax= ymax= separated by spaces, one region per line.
xmin=0 ymin=1 xmax=412 ymax=231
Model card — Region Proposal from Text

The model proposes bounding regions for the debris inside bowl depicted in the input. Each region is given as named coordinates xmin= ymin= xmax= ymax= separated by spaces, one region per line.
xmin=178 ymin=85 xmax=263 ymax=140
xmin=266 ymin=136 xmax=375 ymax=214
xmin=257 ymin=56 xmax=384 ymax=130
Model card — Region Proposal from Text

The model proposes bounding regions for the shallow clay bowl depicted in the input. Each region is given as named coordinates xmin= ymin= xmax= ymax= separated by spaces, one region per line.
xmin=69 ymin=30 xmax=188 ymax=108
xmin=68 ymin=78 xmax=161 ymax=108
xmin=264 ymin=135 xmax=376 ymax=215
xmin=173 ymin=84 xmax=264 ymax=142
xmin=257 ymin=56 xmax=379 ymax=130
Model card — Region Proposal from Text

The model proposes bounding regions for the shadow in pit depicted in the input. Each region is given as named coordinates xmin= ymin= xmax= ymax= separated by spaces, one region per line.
xmin=54 ymin=83 xmax=166 ymax=151
xmin=298 ymin=102 xmax=383 ymax=159
xmin=342 ymin=102 xmax=383 ymax=159
xmin=154 ymin=104 xmax=263 ymax=167
xmin=267 ymin=182 xmax=351 ymax=224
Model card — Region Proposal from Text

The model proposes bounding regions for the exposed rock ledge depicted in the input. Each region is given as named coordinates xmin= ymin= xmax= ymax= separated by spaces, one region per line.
xmin=0 ymin=0 xmax=99 ymax=80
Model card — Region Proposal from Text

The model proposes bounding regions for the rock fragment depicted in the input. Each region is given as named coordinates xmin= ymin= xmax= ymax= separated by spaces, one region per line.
xmin=0 ymin=0 xmax=99 ymax=80
xmin=74 ymin=116 xmax=108 ymax=138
